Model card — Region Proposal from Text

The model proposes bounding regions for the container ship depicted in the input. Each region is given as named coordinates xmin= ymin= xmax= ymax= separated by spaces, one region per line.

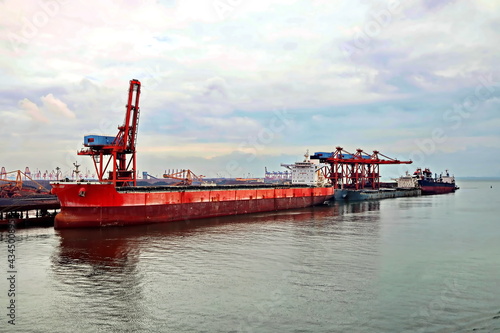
xmin=50 ymin=79 xmax=334 ymax=229
xmin=413 ymin=168 xmax=459 ymax=195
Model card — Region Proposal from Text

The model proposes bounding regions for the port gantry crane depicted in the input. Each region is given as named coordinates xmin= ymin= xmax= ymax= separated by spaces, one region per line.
xmin=311 ymin=147 xmax=412 ymax=190
xmin=0 ymin=169 xmax=51 ymax=198
xmin=162 ymin=169 xmax=205 ymax=186
xmin=78 ymin=79 xmax=141 ymax=187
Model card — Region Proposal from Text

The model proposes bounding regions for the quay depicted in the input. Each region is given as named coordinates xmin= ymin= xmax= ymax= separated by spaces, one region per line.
xmin=0 ymin=195 xmax=59 ymax=228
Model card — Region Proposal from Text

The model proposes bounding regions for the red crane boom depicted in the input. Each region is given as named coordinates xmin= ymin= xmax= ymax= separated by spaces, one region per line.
xmin=78 ymin=79 xmax=141 ymax=187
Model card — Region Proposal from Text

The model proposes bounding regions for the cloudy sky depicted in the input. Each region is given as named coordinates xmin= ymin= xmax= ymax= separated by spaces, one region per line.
xmin=1 ymin=0 xmax=499 ymax=179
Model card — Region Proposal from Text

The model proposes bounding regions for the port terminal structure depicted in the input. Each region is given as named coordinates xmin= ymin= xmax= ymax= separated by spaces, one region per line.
xmin=162 ymin=169 xmax=206 ymax=186
xmin=1 ymin=166 xmax=66 ymax=181
xmin=310 ymin=147 xmax=418 ymax=201
xmin=0 ymin=169 xmax=59 ymax=228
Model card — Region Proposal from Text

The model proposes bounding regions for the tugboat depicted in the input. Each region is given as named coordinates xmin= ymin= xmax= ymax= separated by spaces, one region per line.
xmin=414 ymin=168 xmax=459 ymax=195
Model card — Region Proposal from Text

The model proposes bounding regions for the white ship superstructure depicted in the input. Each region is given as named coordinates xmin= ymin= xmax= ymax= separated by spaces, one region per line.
xmin=281 ymin=152 xmax=328 ymax=186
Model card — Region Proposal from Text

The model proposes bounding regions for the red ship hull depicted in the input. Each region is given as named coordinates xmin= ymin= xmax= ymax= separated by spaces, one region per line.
xmin=51 ymin=183 xmax=334 ymax=229
xmin=418 ymin=179 xmax=457 ymax=195
xmin=419 ymin=185 xmax=456 ymax=195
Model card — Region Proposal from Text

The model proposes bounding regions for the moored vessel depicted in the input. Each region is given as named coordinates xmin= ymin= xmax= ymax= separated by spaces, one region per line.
xmin=50 ymin=79 xmax=333 ymax=229
xmin=413 ymin=168 xmax=459 ymax=195
xmin=51 ymin=182 xmax=333 ymax=228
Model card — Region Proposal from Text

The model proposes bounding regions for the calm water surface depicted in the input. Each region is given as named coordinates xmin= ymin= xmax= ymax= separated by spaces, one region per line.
xmin=1 ymin=180 xmax=499 ymax=332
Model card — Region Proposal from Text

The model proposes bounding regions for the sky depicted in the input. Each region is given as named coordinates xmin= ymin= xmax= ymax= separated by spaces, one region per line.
xmin=1 ymin=0 xmax=499 ymax=179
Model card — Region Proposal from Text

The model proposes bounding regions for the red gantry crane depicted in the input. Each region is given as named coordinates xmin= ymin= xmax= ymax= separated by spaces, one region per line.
xmin=311 ymin=147 xmax=412 ymax=190
xmin=78 ymin=79 xmax=141 ymax=187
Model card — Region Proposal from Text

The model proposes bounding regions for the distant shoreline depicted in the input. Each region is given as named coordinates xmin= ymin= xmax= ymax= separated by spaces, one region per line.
xmin=456 ymin=177 xmax=500 ymax=181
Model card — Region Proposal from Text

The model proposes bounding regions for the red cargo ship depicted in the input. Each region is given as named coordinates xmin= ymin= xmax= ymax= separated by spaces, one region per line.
xmin=50 ymin=183 xmax=333 ymax=228
xmin=50 ymin=79 xmax=333 ymax=229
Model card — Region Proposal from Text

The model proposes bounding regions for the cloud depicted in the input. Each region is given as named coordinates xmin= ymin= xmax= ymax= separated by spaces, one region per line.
xmin=41 ymin=93 xmax=76 ymax=119
xmin=18 ymin=98 xmax=49 ymax=123
xmin=16 ymin=94 xmax=75 ymax=124
xmin=0 ymin=0 xmax=499 ymax=176
xmin=202 ymin=76 xmax=228 ymax=98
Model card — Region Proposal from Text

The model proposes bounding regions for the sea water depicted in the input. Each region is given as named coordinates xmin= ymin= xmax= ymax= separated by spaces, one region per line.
xmin=1 ymin=179 xmax=499 ymax=332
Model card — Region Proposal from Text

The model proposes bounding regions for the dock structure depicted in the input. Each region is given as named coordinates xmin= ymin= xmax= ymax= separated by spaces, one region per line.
xmin=0 ymin=195 xmax=60 ymax=228
xmin=310 ymin=147 xmax=421 ymax=201
xmin=311 ymin=147 xmax=413 ymax=190
xmin=1 ymin=169 xmax=59 ymax=227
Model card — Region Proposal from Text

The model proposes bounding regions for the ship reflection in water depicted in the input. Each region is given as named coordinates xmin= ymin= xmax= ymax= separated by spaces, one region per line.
xmin=53 ymin=201 xmax=382 ymax=268
xmin=51 ymin=201 xmax=382 ymax=332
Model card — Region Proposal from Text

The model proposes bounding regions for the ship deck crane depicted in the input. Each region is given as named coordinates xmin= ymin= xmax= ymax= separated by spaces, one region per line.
xmin=311 ymin=147 xmax=412 ymax=190
xmin=78 ymin=79 xmax=141 ymax=187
